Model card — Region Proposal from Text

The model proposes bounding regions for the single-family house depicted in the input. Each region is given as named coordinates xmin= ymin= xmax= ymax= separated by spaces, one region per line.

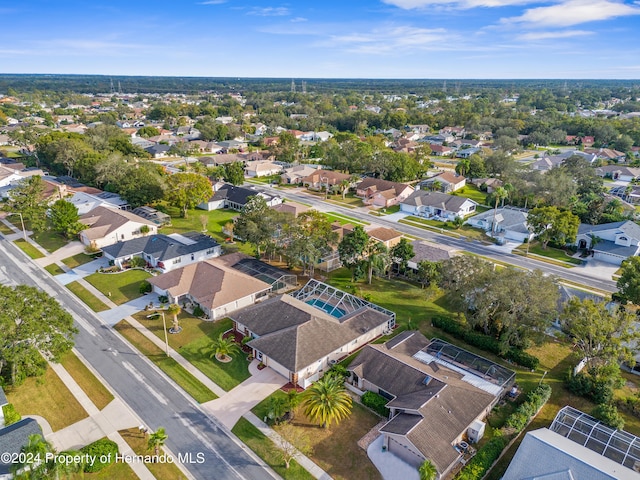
xmin=401 ymin=191 xmax=477 ymax=220
xmin=356 ymin=178 xmax=414 ymax=208
xmin=596 ymin=165 xmax=640 ymax=182
xmin=217 ymin=140 xmax=248 ymax=152
xmin=271 ymin=201 xmax=309 ymax=217
xmin=198 ymin=154 xmax=243 ymax=167
xmin=198 ymin=183 xmax=282 ymax=211
xmin=429 ymin=144 xmax=453 ymax=156
xmin=245 ymin=160 xmax=282 ymax=178
xmin=503 ymin=407 xmax=640 ymax=480
xmin=147 ymin=258 xmax=272 ymax=320
xmin=407 ymin=240 xmax=457 ymax=270
xmin=0 ymin=165 xmax=23 ymax=188
xmin=348 ymin=333 xmax=514 ymax=478
xmin=280 ymin=165 xmax=321 ymax=185
xmin=231 ymin=279 xmax=395 ymax=388
xmin=573 ymin=220 xmax=640 ymax=265
xmin=366 ymin=227 xmax=403 ymax=249
xmin=531 ymin=150 xmax=598 ymax=172
xmin=471 ymin=177 xmax=503 ymax=193
xmin=101 ymin=231 xmax=221 ymax=273
xmin=586 ymin=147 xmax=627 ymax=162
xmin=79 ymin=206 xmax=158 ymax=249
xmin=67 ymin=191 xmax=128 ymax=215
xmin=301 ymin=169 xmax=352 ymax=190
xmin=465 ymin=208 xmax=533 ymax=243
xmin=455 ymin=147 xmax=481 ymax=158
xmin=419 ymin=172 xmax=466 ymax=193
xmin=145 ymin=144 xmax=171 ymax=158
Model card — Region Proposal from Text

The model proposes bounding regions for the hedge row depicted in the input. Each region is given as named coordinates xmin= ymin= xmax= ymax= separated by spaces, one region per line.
xmin=361 ymin=391 xmax=390 ymax=418
xmin=431 ymin=317 xmax=539 ymax=370
xmin=1 ymin=404 xmax=21 ymax=426
xmin=456 ymin=384 xmax=552 ymax=480
xmin=80 ymin=438 xmax=119 ymax=472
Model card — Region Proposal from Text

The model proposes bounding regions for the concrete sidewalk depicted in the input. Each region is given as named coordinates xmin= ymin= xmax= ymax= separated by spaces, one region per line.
xmin=34 ymin=240 xmax=85 ymax=266
xmin=202 ymin=360 xmax=286 ymax=430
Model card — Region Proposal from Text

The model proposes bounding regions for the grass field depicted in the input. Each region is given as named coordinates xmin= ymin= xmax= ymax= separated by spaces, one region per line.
xmin=400 ymin=216 xmax=493 ymax=242
xmin=44 ymin=263 xmax=66 ymax=275
xmin=323 ymin=211 xmax=369 ymax=226
xmin=66 ymin=281 xmax=110 ymax=312
xmin=0 ymin=222 xmax=14 ymax=235
xmin=513 ymin=241 xmax=583 ymax=265
xmin=114 ymin=320 xmax=218 ymax=403
xmin=62 ymin=252 xmax=97 ymax=269
xmin=232 ymin=418 xmax=315 ymax=480
xmin=119 ymin=427 xmax=189 ymax=480
xmin=250 ymin=398 xmax=382 ymax=480
xmin=60 ymin=351 xmax=114 ymax=410
xmin=138 ymin=314 xmax=250 ymax=391
xmin=14 ymin=238 xmax=45 ymax=259
xmin=32 ymin=230 xmax=69 ymax=253
xmin=84 ymin=270 xmax=151 ymax=305
xmin=452 ymin=184 xmax=489 ymax=205
xmin=5 ymin=365 xmax=88 ymax=431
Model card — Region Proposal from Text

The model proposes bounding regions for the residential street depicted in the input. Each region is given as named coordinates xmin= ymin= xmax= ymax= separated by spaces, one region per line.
xmin=0 ymin=238 xmax=277 ymax=480
xmin=257 ymin=185 xmax=617 ymax=293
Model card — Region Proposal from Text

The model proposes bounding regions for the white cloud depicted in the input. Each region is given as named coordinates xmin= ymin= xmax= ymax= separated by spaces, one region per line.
xmin=247 ymin=7 xmax=290 ymax=16
xmin=502 ymin=0 xmax=640 ymax=26
xmin=382 ymin=0 xmax=539 ymax=9
xmin=516 ymin=29 xmax=594 ymax=40
xmin=325 ymin=25 xmax=453 ymax=54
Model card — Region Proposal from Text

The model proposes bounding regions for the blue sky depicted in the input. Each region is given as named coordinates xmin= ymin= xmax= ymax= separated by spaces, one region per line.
xmin=1 ymin=0 xmax=639 ymax=78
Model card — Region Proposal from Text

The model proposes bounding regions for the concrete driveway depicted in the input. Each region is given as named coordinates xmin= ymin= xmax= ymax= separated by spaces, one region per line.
xmin=99 ymin=293 xmax=160 ymax=325
xmin=202 ymin=361 xmax=287 ymax=430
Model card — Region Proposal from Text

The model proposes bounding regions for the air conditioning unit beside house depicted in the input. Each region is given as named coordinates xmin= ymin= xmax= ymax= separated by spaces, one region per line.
xmin=468 ymin=420 xmax=486 ymax=443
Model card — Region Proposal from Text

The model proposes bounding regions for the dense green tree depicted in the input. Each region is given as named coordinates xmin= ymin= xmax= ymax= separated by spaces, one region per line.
xmin=285 ymin=210 xmax=338 ymax=277
xmin=222 ymin=161 xmax=245 ymax=185
xmin=617 ymin=256 xmax=640 ymax=305
xmin=467 ymin=154 xmax=486 ymax=179
xmin=302 ymin=376 xmax=352 ymax=428
xmin=390 ymin=238 xmax=415 ymax=274
xmin=415 ymin=260 xmax=440 ymax=288
xmin=5 ymin=175 xmax=47 ymax=233
xmin=561 ymin=298 xmax=638 ymax=368
xmin=49 ymin=199 xmax=86 ymax=238
xmin=362 ymin=238 xmax=389 ymax=284
xmin=337 ymin=225 xmax=370 ymax=281
xmin=269 ymin=131 xmax=300 ymax=163
xmin=233 ymin=195 xmax=282 ymax=256
xmin=137 ymin=126 xmax=160 ymax=138
xmin=0 ymin=285 xmax=77 ymax=385
xmin=165 ymin=172 xmax=211 ymax=218
xmin=117 ymin=163 xmax=166 ymax=207
xmin=527 ymin=206 xmax=579 ymax=249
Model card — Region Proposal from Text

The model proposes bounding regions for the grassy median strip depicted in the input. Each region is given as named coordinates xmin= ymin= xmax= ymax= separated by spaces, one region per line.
xmin=66 ymin=281 xmax=110 ymax=312
xmin=44 ymin=263 xmax=66 ymax=275
xmin=119 ymin=428 xmax=189 ymax=480
xmin=60 ymin=351 xmax=114 ymax=410
xmin=14 ymin=238 xmax=45 ymax=259
xmin=114 ymin=320 xmax=217 ymax=403
xmin=232 ymin=418 xmax=315 ymax=480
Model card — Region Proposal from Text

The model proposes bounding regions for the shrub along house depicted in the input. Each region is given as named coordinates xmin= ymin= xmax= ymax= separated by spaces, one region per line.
xmin=230 ymin=279 xmax=395 ymax=388
xmin=101 ymin=231 xmax=221 ymax=273
xmin=348 ymin=332 xmax=515 ymax=478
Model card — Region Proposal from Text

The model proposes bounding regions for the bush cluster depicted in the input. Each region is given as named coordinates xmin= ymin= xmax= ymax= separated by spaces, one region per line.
xmin=505 ymin=384 xmax=552 ymax=431
xmin=193 ymin=305 xmax=205 ymax=317
xmin=457 ymin=435 xmax=508 ymax=480
xmin=592 ymin=403 xmax=625 ymax=430
xmin=139 ymin=281 xmax=152 ymax=294
xmin=80 ymin=438 xmax=118 ymax=472
xmin=431 ymin=317 xmax=540 ymax=370
xmin=616 ymin=395 xmax=640 ymax=417
xmin=565 ymin=366 xmax=624 ymax=405
xmin=361 ymin=391 xmax=390 ymax=418
xmin=2 ymin=404 xmax=21 ymax=426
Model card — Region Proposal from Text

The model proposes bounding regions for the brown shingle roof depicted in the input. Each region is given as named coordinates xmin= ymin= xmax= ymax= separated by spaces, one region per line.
xmin=357 ymin=178 xmax=412 ymax=196
xmin=367 ymin=227 xmax=402 ymax=243
xmin=79 ymin=206 xmax=156 ymax=240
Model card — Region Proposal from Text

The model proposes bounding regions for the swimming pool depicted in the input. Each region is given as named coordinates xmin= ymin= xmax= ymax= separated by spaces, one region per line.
xmin=306 ymin=299 xmax=346 ymax=318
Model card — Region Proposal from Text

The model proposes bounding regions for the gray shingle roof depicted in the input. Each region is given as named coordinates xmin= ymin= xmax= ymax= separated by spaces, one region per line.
xmin=0 ymin=418 xmax=43 ymax=475
xmin=0 ymin=386 xmax=6 ymax=407
xmin=101 ymin=232 xmax=219 ymax=262
xmin=209 ymin=184 xmax=277 ymax=206
xmin=380 ymin=413 xmax=423 ymax=435
xmin=577 ymin=220 xmax=640 ymax=237
xmin=402 ymin=191 xmax=476 ymax=211
xmin=409 ymin=240 xmax=455 ymax=264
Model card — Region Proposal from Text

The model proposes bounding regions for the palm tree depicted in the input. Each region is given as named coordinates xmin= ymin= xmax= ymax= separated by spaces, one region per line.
xmin=491 ymin=186 xmax=508 ymax=235
xmin=362 ymin=237 xmax=389 ymax=284
xmin=166 ymin=303 xmax=181 ymax=332
xmin=302 ymin=376 xmax=353 ymax=428
xmin=339 ymin=179 xmax=351 ymax=199
xmin=418 ymin=459 xmax=438 ymax=480
xmin=431 ymin=180 xmax=442 ymax=192
xmin=148 ymin=427 xmax=168 ymax=457
xmin=266 ymin=396 xmax=287 ymax=424
xmin=12 ymin=434 xmax=54 ymax=479
xmin=455 ymin=159 xmax=470 ymax=178
xmin=209 ymin=333 xmax=241 ymax=362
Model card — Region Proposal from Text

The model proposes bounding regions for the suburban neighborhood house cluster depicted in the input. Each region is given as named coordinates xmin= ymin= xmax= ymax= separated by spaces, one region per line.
xmin=2 ymin=78 xmax=640 ymax=480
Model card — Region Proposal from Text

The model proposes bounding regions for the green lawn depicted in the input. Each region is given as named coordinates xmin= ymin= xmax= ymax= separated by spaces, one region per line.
xmin=232 ymin=418 xmax=315 ymax=480
xmin=119 ymin=428 xmax=189 ymax=479
xmin=44 ymin=263 xmax=66 ymax=275
xmin=84 ymin=270 xmax=151 ymax=305
xmin=453 ymin=184 xmax=489 ymax=205
xmin=62 ymin=252 xmax=97 ymax=269
xmin=66 ymin=281 xmax=110 ymax=312
xmin=323 ymin=212 xmax=369 ymax=226
xmin=514 ymin=241 xmax=583 ymax=265
xmin=60 ymin=351 xmax=114 ymax=410
xmin=14 ymin=238 xmax=45 ymax=259
xmin=379 ymin=205 xmax=401 ymax=215
xmin=0 ymin=222 xmax=14 ymax=235
xmin=400 ymin=216 xmax=493 ymax=242
xmin=31 ymin=230 xmax=69 ymax=253
xmin=138 ymin=314 xmax=251 ymax=392
xmin=5 ymin=364 xmax=88 ymax=431
xmin=114 ymin=320 xmax=218 ymax=403
xmin=250 ymin=398 xmax=381 ymax=480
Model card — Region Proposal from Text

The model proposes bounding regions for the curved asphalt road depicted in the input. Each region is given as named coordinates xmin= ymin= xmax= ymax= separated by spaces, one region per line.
xmin=0 ymin=238 xmax=276 ymax=480
xmin=254 ymin=184 xmax=617 ymax=293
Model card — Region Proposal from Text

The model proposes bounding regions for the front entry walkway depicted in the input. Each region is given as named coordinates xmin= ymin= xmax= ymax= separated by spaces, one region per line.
xmin=201 ymin=360 xmax=287 ymax=430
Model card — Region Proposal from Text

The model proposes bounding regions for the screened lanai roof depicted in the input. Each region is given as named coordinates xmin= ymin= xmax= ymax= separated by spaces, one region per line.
xmin=290 ymin=279 xmax=395 ymax=326
xmin=550 ymin=406 xmax=640 ymax=472
xmin=231 ymin=258 xmax=297 ymax=293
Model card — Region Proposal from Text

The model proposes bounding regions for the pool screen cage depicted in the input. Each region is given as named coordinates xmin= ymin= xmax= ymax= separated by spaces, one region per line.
xmin=550 ymin=406 xmax=640 ymax=472
xmin=291 ymin=279 xmax=396 ymax=328
xmin=231 ymin=258 xmax=298 ymax=293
